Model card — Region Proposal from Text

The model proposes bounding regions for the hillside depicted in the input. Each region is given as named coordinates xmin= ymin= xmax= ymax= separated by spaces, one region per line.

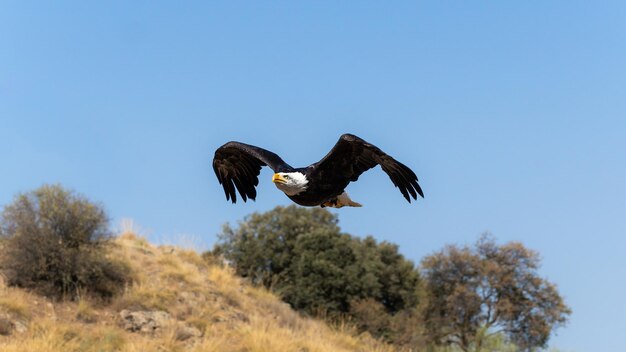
xmin=0 ymin=231 xmax=396 ymax=352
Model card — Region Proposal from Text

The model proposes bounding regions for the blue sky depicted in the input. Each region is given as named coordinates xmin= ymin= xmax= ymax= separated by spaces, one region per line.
xmin=1 ymin=2 xmax=625 ymax=351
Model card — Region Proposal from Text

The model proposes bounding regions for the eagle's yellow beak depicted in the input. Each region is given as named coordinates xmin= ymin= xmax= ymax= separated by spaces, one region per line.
xmin=272 ymin=173 xmax=287 ymax=184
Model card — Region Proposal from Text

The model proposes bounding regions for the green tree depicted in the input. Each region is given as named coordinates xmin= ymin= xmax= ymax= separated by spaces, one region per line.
xmin=421 ymin=234 xmax=570 ymax=351
xmin=215 ymin=205 xmax=340 ymax=288
xmin=0 ymin=184 xmax=130 ymax=299
xmin=213 ymin=205 xmax=421 ymax=339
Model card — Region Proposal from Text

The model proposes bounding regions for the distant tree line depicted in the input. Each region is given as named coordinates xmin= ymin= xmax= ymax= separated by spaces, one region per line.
xmin=212 ymin=205 xmax=571 ymax=351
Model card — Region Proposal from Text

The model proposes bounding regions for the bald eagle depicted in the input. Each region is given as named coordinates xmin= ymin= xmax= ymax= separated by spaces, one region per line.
xmin=212 ymin=134 xmax=423 ymax=208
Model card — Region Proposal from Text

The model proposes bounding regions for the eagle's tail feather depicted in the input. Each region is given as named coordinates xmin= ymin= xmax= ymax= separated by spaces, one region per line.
xmin=338 ymin=192 xmax=362 ymax=208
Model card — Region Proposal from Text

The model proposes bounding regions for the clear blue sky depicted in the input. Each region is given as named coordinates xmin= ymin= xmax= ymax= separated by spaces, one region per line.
xmin=1 ymin=2 xmax=624 ymax=351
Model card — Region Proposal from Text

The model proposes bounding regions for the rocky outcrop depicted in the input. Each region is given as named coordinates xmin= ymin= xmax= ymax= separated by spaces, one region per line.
xmin=119 ymin=310 xmax=171 ymax=334
xmin=119 ymin=309 xmax=203 ymax=341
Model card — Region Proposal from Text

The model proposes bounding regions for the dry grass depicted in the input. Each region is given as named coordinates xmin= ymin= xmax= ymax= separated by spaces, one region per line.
xmin=0 ymin=232 xmax=399 ymax=352
xmin=0 ymin=321 xmax=128 ymax=352
xmin=75 ymin=299 xmax=97 ymax=324
xmin=0 ymin=294 xmax=30 ymax=320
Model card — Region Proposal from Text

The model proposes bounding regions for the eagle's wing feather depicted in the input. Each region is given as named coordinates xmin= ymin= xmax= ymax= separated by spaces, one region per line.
xmin=312 ymin=134 xmax=423 ymax=202
xmin=213 ymin=142 xmax=293 ymax=203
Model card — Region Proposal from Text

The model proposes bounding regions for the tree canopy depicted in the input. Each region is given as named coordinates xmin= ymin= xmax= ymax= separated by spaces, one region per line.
xmin=214 ymin=205 xmax=421 ymax=337
xmin=421 ymin=234 xmax=571 ymax=351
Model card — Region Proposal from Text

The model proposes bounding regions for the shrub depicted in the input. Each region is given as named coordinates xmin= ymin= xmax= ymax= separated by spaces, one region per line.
xmin=0 ymin=184 xmax=130 ymax=300
xmin=349 ymin=298 xmax=392 ymax=339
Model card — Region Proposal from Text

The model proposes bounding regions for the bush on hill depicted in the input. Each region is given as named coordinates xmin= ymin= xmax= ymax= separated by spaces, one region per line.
xmin=0 ymin=184 xmax=130 ymax=300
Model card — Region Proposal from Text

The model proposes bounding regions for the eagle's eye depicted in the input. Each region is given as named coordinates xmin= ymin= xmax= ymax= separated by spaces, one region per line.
xmin=284 ymin=175 xmax=290 ymax=179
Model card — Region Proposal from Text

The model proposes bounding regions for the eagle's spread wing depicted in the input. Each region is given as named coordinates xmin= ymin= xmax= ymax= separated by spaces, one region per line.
xmin=312 ymin=134 xmax=424 ymax=202
xmin=213 ymin=142 xmax=293 ymax=203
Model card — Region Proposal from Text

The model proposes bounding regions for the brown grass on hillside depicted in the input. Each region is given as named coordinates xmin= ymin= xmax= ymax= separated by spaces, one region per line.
xmin=0 ymin=231 xmax=399 ymax=352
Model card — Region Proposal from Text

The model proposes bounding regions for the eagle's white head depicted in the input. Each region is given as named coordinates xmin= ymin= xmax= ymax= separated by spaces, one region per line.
xmin=272 ymin=172 xmax=308 ymax=196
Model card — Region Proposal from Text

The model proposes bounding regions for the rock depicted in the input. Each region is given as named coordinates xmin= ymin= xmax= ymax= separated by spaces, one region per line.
xmin=0 ymin=315 xmax=28 ymax=336
xmin=0 ymin=317 xmax=12 ymax=336
xmin=13 ymin=320 xmax=27 ymax=333
xmin=119 ymin=310 xmax=171 ymax=334
xmin=175 ymin=323 xmax=203 ymax=341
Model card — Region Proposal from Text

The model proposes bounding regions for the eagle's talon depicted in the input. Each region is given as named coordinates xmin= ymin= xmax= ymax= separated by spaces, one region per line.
xmin=320 ymin=193 xmax=361 ymax=208
xmin=321 ymin=201 xmax=335 ymax=208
